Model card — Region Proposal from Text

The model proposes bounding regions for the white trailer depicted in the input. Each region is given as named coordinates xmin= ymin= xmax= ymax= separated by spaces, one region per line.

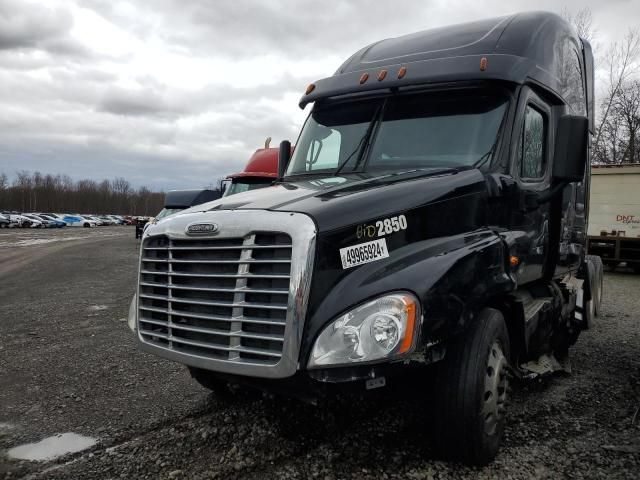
xmin=588 ymin=164 xmax=640 ymax=271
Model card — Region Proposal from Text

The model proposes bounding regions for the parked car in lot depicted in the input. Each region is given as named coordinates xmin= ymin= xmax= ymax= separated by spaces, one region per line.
xmin=22 ymin=214 xmax=52 ymax=228
xmin=107 ymin=215 xmax=126 ymax=225
xmin=6 ymin=214 xmax=34 ymax=228
xmin=97 ymin=215 xmax=117 ymax=225
xmin=0 ymin=213 xmax=9 ymax=228
xmin=86 ymin=215 xmax=105 ymax=226
xmin=62 ymin=215 xmax=96 ymax=227
xmin=34 ymin=214 xmax=66 ymax=228
xmin=1 ymin=213 xmax=24 ymax=228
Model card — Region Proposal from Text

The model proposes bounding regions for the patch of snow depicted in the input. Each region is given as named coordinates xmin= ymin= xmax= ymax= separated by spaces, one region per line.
xmin=7 ymin=432 xmax=97 ymax=461
xmin=0 ymin=236 xmax=91 ymax=247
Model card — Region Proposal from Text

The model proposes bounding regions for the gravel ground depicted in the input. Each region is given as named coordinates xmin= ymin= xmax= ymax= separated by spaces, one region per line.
xmin=0 ymin=228 xmax=639 ymax=479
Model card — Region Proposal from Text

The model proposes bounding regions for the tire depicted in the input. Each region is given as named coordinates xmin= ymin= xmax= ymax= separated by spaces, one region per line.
xmin=585 ymin=255 xmax=603 ymax=318
xmin=432 ymin=308 xmax=510 ymax=465
xmin=83 ymin=223 xmax=90 ymax=228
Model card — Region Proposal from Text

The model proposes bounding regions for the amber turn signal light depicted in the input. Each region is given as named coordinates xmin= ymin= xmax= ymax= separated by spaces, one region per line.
xmin=480 ymin=57 xmax=488 ymax=71
xmin=305 ymin=83 xmax=316 ymax=95
xmin=398 ymin=297 xmax=417 ymax=354
xmin=359 ymin=72 xmax=369 ymax=84
xmin=510 ymin=255 xmax=519 ymax=267
xmin=397 ymin=66 xmax=407 ymax=79
xmin=377 ymin=69 xmax=387 ymax=81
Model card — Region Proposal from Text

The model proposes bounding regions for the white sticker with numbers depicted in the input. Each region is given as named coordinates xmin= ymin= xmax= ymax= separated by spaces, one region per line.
xmin=339 ymin=238 xmax=389 ymax=269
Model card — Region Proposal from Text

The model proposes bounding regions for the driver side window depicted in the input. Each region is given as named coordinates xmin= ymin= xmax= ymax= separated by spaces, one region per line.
xmin=518 ymin=105 xmax=547 ymax=180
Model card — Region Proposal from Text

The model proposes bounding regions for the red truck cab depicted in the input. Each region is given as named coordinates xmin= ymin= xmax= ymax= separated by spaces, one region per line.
xmin=223 ymin=146 xmax=278 ymax=196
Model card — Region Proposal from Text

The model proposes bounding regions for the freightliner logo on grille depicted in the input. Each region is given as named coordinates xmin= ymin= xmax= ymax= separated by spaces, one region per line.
xmin=186 ymin=222 xmax=219 ymax=234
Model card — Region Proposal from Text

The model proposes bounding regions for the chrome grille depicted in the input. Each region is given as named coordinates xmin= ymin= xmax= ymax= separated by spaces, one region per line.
xmin=138 ymin=233 xmax=293 ymax=366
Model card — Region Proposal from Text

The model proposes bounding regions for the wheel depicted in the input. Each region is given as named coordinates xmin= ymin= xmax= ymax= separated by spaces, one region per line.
xmin=83 ymin=223 xmax=90 ymax=228
xmin=585 ymin=255 xmax=604 ymax=319
xmin=432 ymin=308 xmax=510 ymax=465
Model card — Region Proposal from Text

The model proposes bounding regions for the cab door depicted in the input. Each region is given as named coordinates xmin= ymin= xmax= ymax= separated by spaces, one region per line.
xmin=510 ymin=89 xmax=553 ymax=285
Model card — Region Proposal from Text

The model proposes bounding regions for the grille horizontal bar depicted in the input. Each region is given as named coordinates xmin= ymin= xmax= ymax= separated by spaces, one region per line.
xmin=144 ymin=244 xmax=292 ymax=251
xmin=139 ymin=281 xmax=287 ymax=295
xmin=139 ymin=305 xmax=286 ymax=325
xmin=139 ymin=330 xmax=283 ymax=358
xmin=139 ymin=293 xmax=287 ymax=310
xmin=141 ymin=258 xmax=291 ymax=264
xmin=140 ymin=318 xmax=285 ymax=342
xmin=140 ymin=269 xmax=290 ymax=279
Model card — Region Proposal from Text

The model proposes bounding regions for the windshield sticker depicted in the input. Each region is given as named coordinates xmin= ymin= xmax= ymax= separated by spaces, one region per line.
xmin=340 ymin=238 xmax=389 ymax=269
xmin=357 ymin=215 xmax=408 ymax=239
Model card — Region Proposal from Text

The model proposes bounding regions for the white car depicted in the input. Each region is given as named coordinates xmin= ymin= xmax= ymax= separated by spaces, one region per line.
xmin=63 ymin=215 xmax=97 ymax=227
xmin=22 ymin=214 xmax=48 ymax=228
xmin=9 ymin=214 xmax=40 ymax=228
xmin=84 ymin=215 xmax=104 ymax=226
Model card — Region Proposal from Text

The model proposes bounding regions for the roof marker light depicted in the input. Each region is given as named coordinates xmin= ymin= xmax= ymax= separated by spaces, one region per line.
xmin=397 ymin=66 xmax=407 ymax=79
xmin=305 ymin=83 xmax=316 ymax=95
xmin=359 ymin=73 xmax=369 ymax=84
xmin=480 ymin=57 xmax=488 ymax=71
xmin=377 ymin=69 xmax=387 ymax=81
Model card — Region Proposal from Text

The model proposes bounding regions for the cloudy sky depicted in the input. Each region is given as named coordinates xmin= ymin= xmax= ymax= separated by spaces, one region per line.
xmin=1 ymin=0 xmax=639 ymax=190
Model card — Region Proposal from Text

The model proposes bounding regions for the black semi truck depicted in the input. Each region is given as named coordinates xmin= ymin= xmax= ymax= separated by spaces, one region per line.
xmin=128 ymin=12 xmax=602 ymax=464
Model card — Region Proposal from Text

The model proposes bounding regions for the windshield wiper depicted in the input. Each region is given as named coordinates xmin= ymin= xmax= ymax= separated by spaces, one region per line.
xmin=472 ymin=135 xmax=501 ymax=169
xmin=333 ymin=105 xmax=383 ymax=176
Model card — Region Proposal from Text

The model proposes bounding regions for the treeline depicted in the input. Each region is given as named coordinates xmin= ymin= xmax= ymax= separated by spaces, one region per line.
xmin=0 ymin=171 xmax=165 ymax=216
xmin=566 ymin=9 xmax=640 ymax=165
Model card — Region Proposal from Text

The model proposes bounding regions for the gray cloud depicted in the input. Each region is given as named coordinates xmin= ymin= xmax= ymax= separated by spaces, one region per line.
xmin=0 ymin=0 xmax=72 ymax=50
xmin=0 ymin=0 xmax=93 ymax=60
xmin=1 ymin=0 xmax=639 ymax=192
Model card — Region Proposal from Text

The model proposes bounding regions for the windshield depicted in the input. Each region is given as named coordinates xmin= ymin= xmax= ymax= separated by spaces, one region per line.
xmin=156 ymin=208 xmax=183 ymax=220
xmin=224 ymin=179 xmax=273 ymax=197
xmin=286 ymin=91 xmax=508 ymax=175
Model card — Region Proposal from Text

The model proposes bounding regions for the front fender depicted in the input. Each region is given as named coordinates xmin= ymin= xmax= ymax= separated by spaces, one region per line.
xmin=300 ymin=229 xmax=514 ymax=362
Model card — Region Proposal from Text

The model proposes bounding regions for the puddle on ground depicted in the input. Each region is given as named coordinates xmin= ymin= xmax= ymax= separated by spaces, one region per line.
xmin=88 ymin=305 xmax=108 ymax=311
xmin=7 ymin=432 xmax=97 ymax=461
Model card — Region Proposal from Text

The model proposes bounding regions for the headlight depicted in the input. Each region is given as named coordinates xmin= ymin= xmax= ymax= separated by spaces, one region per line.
xmin=308 ymin=292 xmax=420 ymax=368
xmin=127 ymin=294 xmax=137 ymax=332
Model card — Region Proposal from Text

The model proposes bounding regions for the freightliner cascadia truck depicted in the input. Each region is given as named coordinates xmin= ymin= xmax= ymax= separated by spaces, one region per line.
xmin=128 ymin=12 xmax=603 ymax=464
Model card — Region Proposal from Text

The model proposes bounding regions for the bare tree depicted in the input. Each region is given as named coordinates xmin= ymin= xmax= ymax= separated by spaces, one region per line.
xmin=595 ymin=30 xmax=640 ymax=153
xmin=563 ymin=7 xmax=596 ymax=43
xmin=612 ymin=80 xmax=640 ymax=163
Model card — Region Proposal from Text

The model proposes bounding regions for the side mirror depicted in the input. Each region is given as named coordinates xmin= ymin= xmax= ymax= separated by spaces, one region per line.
xmin=553 ymin=115 xmax=589 ymax=183
xmin=278 ymin=140 xmax=291 ymax=179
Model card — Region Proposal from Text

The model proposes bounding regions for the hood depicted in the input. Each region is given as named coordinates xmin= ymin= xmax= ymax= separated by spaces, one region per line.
xmin=178 ymin=168 xmax=487 ymax=232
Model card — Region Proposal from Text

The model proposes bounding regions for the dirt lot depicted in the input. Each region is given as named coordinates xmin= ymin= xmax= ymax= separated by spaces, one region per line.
xmin=0 ymin=228 xmax=639 ymax=479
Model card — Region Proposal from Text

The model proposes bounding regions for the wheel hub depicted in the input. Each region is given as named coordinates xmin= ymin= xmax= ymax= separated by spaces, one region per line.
xmin=482 ymin=341 xmax=508 ymax=436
